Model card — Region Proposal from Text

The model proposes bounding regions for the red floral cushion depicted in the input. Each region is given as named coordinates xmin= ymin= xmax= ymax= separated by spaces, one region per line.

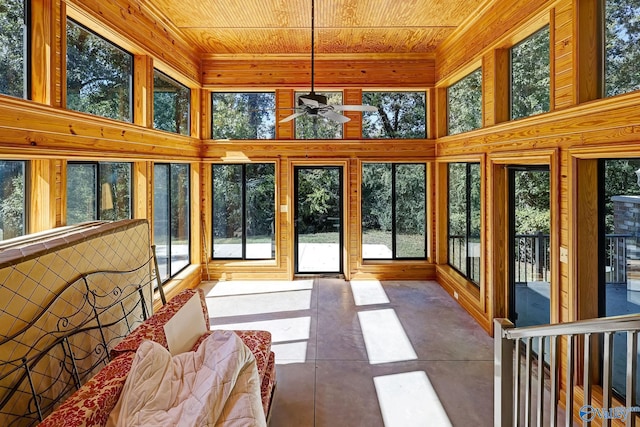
xmin=39 ymin=353 xmax=135 ymax=427
xmin=261 ymin=351 xmax=276 ymax=417
xmin=110 ymin=289 xmax=209 ymax=358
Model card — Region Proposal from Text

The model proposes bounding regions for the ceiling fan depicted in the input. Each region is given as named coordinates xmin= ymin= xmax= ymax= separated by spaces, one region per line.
xmin=279 ymin=0 xmax=378 ymax=124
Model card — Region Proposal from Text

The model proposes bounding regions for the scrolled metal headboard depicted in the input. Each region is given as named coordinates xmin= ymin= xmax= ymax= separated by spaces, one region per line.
xmin=0 ymin=251 xmax=163 ymax=426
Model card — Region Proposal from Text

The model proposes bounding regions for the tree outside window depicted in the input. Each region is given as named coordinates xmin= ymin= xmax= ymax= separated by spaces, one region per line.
xmin=362 ymin=92 xmax=426 ymax=139
xmin=447 ymin=69 xmax=482 ymax=135
xmin=510 ymin=27 xmax=550 ymax=120
xmin=605 ymin=0 xmax=640 ymax=97
xmin=66 ymin=19 xmax=133 ymax=122
xmin=153 ymin=70 xmax=190 ymax=135
xmin=0 ymin=0 xmax=27 ymax=98
xmin=0 ymin=160 xmax=26 ymax=240
xmin=211 ymin=93 xmax=275 ymax=139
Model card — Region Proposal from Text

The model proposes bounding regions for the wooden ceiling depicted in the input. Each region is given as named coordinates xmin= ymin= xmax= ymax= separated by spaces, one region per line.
xmin=146 ymin=0 xmax=487 ymax=57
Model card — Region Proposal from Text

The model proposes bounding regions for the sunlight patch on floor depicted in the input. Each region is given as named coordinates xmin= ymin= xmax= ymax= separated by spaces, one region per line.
xmin=357 ymin=308 xmax=417 ymax=364
xmin=206 ymin=289 xmax=312 ymax=317
xmin=350 ymin=280 xmax=390 ymax=306
xmin=374 ymin=371 xmax=453 ymax=427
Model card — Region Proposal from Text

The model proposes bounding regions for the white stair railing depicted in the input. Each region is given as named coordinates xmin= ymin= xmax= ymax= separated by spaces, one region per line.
xmin=495 ymin=315 xmax=640 ymax=427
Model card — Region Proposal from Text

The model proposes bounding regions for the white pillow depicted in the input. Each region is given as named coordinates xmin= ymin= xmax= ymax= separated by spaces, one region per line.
xmin=163 ymin=292 xmax=208 ymax=355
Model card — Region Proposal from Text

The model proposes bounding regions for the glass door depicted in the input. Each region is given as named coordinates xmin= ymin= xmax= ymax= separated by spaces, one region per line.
xmin=294 ymin=166 xmax=343 ymax=274
xmin=508 ymin=166 xmax=551 ymax=328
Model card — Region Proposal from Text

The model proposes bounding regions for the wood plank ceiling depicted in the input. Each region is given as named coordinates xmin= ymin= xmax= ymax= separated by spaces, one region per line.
xmin=146 ymin=0 xmax=486 ymax=57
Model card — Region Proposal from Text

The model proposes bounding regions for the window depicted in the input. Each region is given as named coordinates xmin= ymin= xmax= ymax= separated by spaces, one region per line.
xmin=211 ymin=92 xmax=275 ymax=139
xmin=154 ymin=163 xmax=190 ymax=282
xmin=153 ymin=70 xmax=190 ymax=135
xmin=599 ymin=158 xmax=640 ymax=404
xmin=66 ymin=19 xmax=133 ymax=122
xmin=0 ymin=160 xmax=26 ymax=240
xmin=447 ymin=69 xmax=482 ymax=135
xmin=295 ymin=92 xmax=343 ymax=139
xmin=0 ymin=0 xmax=27 ymax=98
xmin=510 ymin=27 xmax=550 ymax=120
xmin=362 ymin=163 xmax=426 ymax=259
xmin=362 ymin=92 xmax=426 ymax=139
xmin=448 ymin=162 xmax=481 ymax=285
xmin=66 ymin=162 xmax=132 ymax=225
xmin=604 ymin=0 xmax=640 ymax=97
xmin=212 ymin=163 xmax=275 ymax=260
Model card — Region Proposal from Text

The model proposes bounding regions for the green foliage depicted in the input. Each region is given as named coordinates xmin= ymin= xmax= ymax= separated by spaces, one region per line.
xmin=66 ymin=162 xmax=132 ymax=225
xmin=66 ymin=20 xmax=132 ymax=122
xmin=362 ymin=92 xmax=426 ymax=138
xmin=362 ymin=163 xmax=392 ymax=231
xmin=513 ymin=170 xmax=550 ymax=234
xmin=0 ymin=0 xmax=26 ymax=98
xmin=212 ymin=93 xmax=275 ymax=139
xmin=153 ymin=71 xmax=190 ymax=135
xmin=295 ymin=92 xmax=343 ymax=139
xmin=296 ymin=168 xmax=340 ymax=234
xmin=448 ymin=68 xmax=482 ymax=135
xmin=511 ymin=27 xmax=550 ymax=120
xmin=605 ymin=0 xmax=640 ymax=97
xmin=0 ymin=161 xmax=25 ymax=239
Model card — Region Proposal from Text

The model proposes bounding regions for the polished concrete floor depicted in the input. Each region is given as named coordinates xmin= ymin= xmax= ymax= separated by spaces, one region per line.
xmin=199 ymin=278 xmax=495 ymax=426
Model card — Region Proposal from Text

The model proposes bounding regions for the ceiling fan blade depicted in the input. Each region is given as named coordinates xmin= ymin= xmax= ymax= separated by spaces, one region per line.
xmin=279 ymin=112 xmax=306 ymax=123
xmin=331 ymin=105 xmax=379 ymax=112
xmin=318 ymin=109 xmax=351 ymax=123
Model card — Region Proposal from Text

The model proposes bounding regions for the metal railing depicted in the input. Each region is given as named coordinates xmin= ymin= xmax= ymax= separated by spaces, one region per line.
xmin=495 ymin=315 xmax=640 ymax=427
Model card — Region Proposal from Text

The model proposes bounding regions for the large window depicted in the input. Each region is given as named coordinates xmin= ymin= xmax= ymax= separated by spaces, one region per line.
xmin=66 ymin=19 xmax=133 ymax=122
xmin=604 ymin=0 xmax=640 ymax=97
xmin=447 ymin=69 xmax=482 ymax=135
xmin=0 ymin=160 xmax=26 ymax=240
xmin=599 ymin=158 xmax=640 ymax=404
xmin=0 ymin=0 xmax=27 ymax=98
xmin=211 ymin=92 xmax=275 ymax=139
xmin=154 ymin=163 xmax=190 ymax=282
xmin=448 ymin=162 xmax=481 ymax=285
xmin=510 ymin=27 xmax=550 ymax=120
xmin=66 ymin=162 xmax=132 ymax=225
xmin=361 ymin=163 xmax=426 ymax=259
xmin=295 ymin=92 xmax=343 ymax=139
xmin=212 ymin=163 xmax=275 ymax=260
xmin=362 ymin=92 xmax=426 ymax=139
xmin=153 ymin=70 xmax=190 ymax=135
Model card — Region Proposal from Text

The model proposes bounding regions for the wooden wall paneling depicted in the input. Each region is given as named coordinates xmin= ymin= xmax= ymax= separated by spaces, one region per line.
xmin=190 ymin=88 xmax=202 ymax=139
xmin=278 ymin=158 xmax=290 ymax=276
xmin=570 ymin=158 xmax=599 ymax=322
xmin=349 ymin=159 xmax=361 ymax=276
xmin=343 ymin=89 xmax=363 ymax=139
xmin=65 ymin=0 xmax=201 ymax=85
xmin=58 ymin=1 xmax=66 ymax=109
xmin=202 ymin=55 xmax=436 ymax=89
xmin=482 ymin=52 xmax=495 ymax=127
xmin=200 ymin=162 xmax=211 ymax=279
xmin=29 ymin=159 xmax=56 ymax=233
xmin=574 ymin=0 xmax=602 ymax=103
xmin=493 ymin=49 xmax=511 ymax=126
xmin=276 ymin=89 xmax=295 ymax=140
xmin=435 ymin=87 xmax=448 ymax=139
xmin=189 ymin=161 xmax=201 ymax=271
xmin=0 ymin=97 xmax=201 ymax=160
xmin=30 ymin=0 xmax=54 ymax=105
xmin=54 ymin=159 xmax=63 ymax=227
xmin=201 ymin=90 xmax=211 ymax=141
xmin=436 ymin=0 xmax=556 ymax=81
xmin=554 ymin=0 xmax=576 ymax=110
xmin=434 ymin=161 xmax=449 ymax=265
xmin=134 ymin=55 xmax=153 ymax=128
xmin=487 ymin=159 xmax=508 ymax=324
xmin=132 ymin=161 xmax=150 ymax=221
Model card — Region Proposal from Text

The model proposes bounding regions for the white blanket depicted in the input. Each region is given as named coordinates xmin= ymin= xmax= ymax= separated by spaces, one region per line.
xmin=107 ymin=330 xmax=267 ymax=427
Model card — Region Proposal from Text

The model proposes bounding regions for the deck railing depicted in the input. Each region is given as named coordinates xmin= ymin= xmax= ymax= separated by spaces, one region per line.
xmin=495 ymin=315 xmax=640 ymax=427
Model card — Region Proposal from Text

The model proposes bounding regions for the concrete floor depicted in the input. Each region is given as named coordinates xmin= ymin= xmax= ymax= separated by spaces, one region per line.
xmin=198 ymin=279 xmax=495 ymax=427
